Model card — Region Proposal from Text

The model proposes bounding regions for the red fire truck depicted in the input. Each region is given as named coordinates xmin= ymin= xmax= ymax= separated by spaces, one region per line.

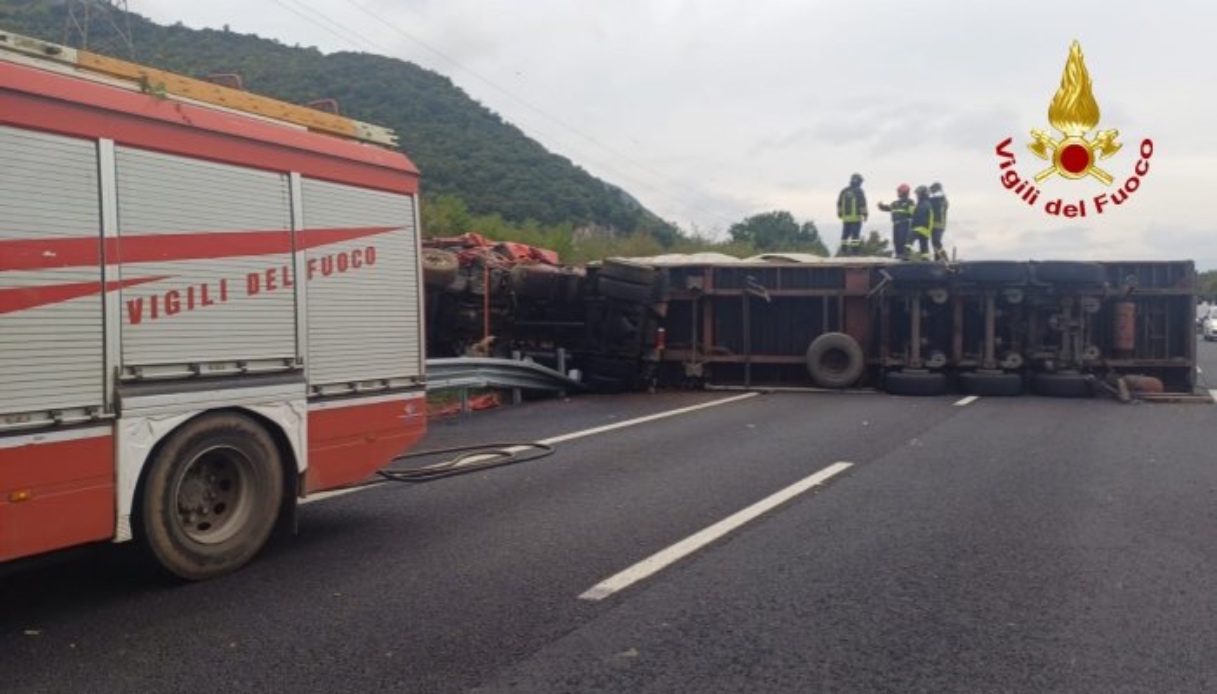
xmin=0 ymin=32 xmax=427 ymax=579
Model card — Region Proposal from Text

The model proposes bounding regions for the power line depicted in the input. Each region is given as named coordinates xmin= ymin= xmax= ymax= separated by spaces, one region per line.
xmin=273 ymin=0 xmax=682 ymax=215
xmin=64 ymin=0 xmax=136 ymax=58
xmin=335 ymin=0 xmax=741 ymax=229
xmin=275 ymin=0 xmax=738 ymax=231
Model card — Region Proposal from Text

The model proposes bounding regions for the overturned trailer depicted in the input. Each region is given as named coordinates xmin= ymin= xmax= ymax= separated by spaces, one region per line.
xmin=629 ymin=257 xmax=1196 ymax=396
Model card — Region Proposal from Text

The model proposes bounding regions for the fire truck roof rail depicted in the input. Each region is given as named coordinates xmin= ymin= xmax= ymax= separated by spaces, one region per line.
xmin=0 ymin=28 xmax=399 ymax=149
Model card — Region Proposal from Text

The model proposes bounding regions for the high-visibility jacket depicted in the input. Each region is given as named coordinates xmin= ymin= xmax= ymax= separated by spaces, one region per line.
xmin=838 ymin=185 xmax=868 ymax=222
xmin=929 ymin=193 xmax=948 ymax=231
xmin=878 ymin=197 xmax=914 ymax=233
xmin=912 ymin=197 xmax=934 ymax=237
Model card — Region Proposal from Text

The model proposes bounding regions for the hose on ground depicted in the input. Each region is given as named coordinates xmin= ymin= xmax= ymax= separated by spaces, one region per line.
xmin=375 ymin=441 xmax=556 ymax=484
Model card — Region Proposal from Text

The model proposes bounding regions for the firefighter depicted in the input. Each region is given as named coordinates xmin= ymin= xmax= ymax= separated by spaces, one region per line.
xmin=929 ymin=181 xmax=949 ymax=261
xmin=910 ymin=185 xmax=934 ymax=260
xmin=877 ymin=184 xmax=915 ymax=260
xmin=837 ymin=173 xmax=867 ymax=256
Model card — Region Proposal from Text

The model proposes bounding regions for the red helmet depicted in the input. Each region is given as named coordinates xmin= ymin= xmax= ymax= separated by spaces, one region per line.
xmin=897 ymin=184 xmax=910 ymax=196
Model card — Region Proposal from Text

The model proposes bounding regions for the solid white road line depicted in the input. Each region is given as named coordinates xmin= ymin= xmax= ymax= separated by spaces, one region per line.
xmin=538 ymin=392 xmax=759 ymax=446
xmin=577 ymin=461 xmax=854 ymax=602
xmin=954 ymin=395 xmax=979 ymax=407
xmin=302 ymin=392 xmax=762 ymax=505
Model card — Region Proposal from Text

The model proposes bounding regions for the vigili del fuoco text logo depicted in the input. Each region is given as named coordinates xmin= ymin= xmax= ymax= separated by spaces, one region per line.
xmin=995 ymin=40 xmax=1153 ymax=218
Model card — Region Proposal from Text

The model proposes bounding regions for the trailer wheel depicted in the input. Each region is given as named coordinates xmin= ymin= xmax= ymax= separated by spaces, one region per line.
xmin=598 ymin=276 xmax=654 ymax=304
xmin=141 ymin=413 xmax=284 ymax=581
xmin=884 ymin=370 xmax=948 ymax=396
xmin=884 ymin=262 xmax=950 ymax=286
xmin=422 ymin=249 xmax=460 ymax=288
xmin=1030 ymin=261 xmax=1107 ymax=286
xmin=959 ymin=371 xmax=1023 ymax=396
xmin=600 ymin=259 xmax=656 ymax=285
xmin=804 ymin=332 xmax=865 ymax=389
xmin=955 ymin=261 xmax=1028 ymax=285
xmin=1032 ymin=371 xmax=1094 ymax=398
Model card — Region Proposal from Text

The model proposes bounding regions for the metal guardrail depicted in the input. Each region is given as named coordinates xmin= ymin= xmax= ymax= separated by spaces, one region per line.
xmin=425 ymin=357 xmax=585 ymax=394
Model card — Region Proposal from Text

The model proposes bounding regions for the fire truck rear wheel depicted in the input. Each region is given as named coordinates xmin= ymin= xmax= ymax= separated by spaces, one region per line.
xmin=141 ymin=413 xmax=284 ymax=581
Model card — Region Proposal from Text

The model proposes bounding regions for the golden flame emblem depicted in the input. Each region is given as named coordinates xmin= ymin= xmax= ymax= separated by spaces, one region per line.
xmin=1028 ymin=41 xmax=1121 ymax=185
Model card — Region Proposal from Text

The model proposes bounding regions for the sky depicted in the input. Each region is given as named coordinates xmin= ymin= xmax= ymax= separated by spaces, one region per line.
xmin=120 ymin=0 xmax=1216 ymax=269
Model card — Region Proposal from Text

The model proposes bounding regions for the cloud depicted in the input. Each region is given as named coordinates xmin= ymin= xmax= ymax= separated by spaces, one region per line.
xmin=127 ymin=0 xmax=1217 ymax=269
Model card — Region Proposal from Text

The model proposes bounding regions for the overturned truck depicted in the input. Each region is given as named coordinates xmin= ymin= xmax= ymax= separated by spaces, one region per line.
xmin=592 ymin=257 xmax=1196 ymax=397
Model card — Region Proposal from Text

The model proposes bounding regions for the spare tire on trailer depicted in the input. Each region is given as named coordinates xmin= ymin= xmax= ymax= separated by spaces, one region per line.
xmin=804 ymin=332 xmax=865 ymax=389
xmin=884 ymin=369 xmax=948 ymax=396
xmin=1030 ymin=261 xmax=1107 ymax=287
xmin=959 ymin=370 xmax=1024 ymax=396
xmin=1032 ymin=371 xmax=1094 ymax=398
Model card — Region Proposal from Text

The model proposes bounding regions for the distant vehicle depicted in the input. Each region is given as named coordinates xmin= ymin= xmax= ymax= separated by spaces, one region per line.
xmin=1203 ymin=311 xmax=1217 ymax=341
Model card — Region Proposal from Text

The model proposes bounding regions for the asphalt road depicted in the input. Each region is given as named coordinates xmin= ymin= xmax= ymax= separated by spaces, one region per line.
xmin=3 ymin=341 xmax=1216 ymax=693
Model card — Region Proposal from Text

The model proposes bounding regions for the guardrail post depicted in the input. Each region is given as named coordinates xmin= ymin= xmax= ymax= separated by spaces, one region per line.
xmin=557 ymin=348 xmax=568 ymax=398
xmin=511 ymin=351 xmax=523 ymax=406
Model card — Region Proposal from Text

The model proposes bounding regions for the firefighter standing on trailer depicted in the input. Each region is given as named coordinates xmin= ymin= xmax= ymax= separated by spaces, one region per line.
xmin=910 ymin=185 xmax=934 ymax=260
xmin=837 ymin=173 xmax=868 ymax=256
xmin=878 ymin=184 xmax=915 ymax=260
xmin=929 ymin=181 xmax=949 ymax=261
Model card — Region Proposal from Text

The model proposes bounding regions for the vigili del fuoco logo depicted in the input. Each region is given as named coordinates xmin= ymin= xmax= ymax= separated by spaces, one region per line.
xmin=995 ymin=40 xmax=1154 ymax=218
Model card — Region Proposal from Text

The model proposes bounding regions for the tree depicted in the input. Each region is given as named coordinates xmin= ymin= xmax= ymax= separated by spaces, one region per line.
xmin=856 ymin=229 xmax=893 ymax=258
xmin=1198 ymin=269 xmax=1217 ymax=301
xmin=728 ymin=211 xmax=828 ymax=255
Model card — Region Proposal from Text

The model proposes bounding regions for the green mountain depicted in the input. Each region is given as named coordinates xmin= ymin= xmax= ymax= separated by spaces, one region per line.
xmin=0 ymin=0 xmax=679 ymax=243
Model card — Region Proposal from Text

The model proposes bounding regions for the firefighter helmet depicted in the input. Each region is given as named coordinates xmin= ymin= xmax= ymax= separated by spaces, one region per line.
xmin=897 ymin=183 xmax=910 ymax=196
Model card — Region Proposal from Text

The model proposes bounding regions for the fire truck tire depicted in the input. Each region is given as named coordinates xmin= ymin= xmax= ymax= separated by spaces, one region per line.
xmin=804 ymin=332 xmax=865 ymax=388
xmin=140 ymin=413 xmax=284 ymax=581
xmin=422 ymin=249 xmax=459 ymax=288
xmin=1030 ymin=261 xmax=1107 ymax=286
xmin=598 ymin=276 xmax=654 ymax=304
xmin=1032 ymin=371 xmax=1094 ymax=398
xmin=959 ymin=371 xmax=1024 ymax=396
xmin=600 ymin=259 xmax=656 ymax=285
xmin=883 ymin=370 xmax=949 ymax=396
xmin=955 ymin=261 xmax=1028 ymax=285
